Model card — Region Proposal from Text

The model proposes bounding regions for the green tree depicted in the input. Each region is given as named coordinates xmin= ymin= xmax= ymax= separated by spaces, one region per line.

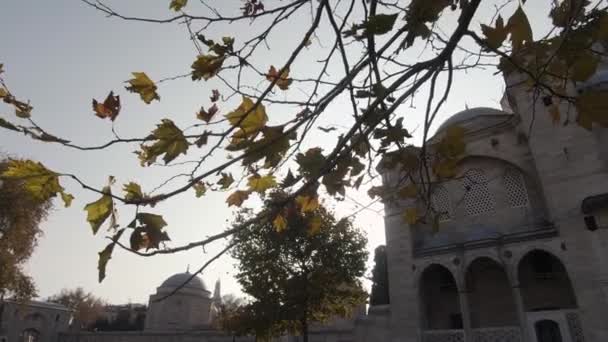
xmin=0 ymin=0 xmax=606 ymax=284
xmin=229 ymin=193 xmax=368 ymax=342
xmin=370 ymin=245 xmax=389 ymax=306
xmin=48 ymin=287 xmax=106 ymax=330
xmin=0 ymin=159 xmax=52 ymax=301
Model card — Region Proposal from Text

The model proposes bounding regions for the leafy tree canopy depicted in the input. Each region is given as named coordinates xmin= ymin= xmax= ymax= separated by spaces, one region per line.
xmin=0 ymin=0 xmax=606 ymax=283
xmin=48 ymin=287 xmax=107 ymax=330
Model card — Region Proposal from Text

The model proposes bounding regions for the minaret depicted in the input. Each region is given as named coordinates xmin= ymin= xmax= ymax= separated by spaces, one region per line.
xmin=212 ymin=279 xmax=221 ymax=304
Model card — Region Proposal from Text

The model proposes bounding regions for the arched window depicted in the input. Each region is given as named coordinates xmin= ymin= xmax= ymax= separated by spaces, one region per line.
xmin=503 ymin=168 xmax=529 ymax=207
xmin=431 ymin=185 xmax=452 ymax=221
xmin=462 ymin=169 xmax=495 ymax=216
xmin=535 ymin=320 xmax=563 ymax=342
xmin=22 ymin=329 xmax=39 ymax=342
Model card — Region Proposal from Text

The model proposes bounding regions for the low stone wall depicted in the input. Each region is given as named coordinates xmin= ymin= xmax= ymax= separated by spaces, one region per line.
xmin=58 ymin=331 xmax=254 ymax=342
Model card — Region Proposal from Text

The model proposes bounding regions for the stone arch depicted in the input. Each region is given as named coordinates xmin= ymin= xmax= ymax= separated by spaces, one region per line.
xmin=466 ymin=257 xmax=518 ymax=328
xmin=419 ymin=264 xmax=462 ymax=330
xmin=517 ymin=249 xmax=578 ymax=311
xmin=21 ymin=328 xmax=40 ymax=342
xmin=414 ymin=258 xmax=461 ymax=289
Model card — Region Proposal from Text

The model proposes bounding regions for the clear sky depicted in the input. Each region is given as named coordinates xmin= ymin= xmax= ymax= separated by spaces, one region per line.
xmin=0 ymin=0 xmax=554 ymax=304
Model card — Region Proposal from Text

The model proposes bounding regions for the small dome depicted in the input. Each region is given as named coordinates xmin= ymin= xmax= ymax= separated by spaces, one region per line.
xmin=437 ymin=107 xmax=512 ymax=131
xmin=160 ymin=272 xmax=208 ymax=292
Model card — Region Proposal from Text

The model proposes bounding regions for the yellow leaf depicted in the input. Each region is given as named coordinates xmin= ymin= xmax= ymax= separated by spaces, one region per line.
xmin=125 ymin=72 xmax=160 ymax=104
xmin=575 ymin=90 xmax=608 ymax=129
xmin=266 ymin=66 xmax=293 ymax=90
xmin=0 ymin=87 xmax=7 ymax=98
xmin=84 ymin=186 xmax=114 ymax=235
xmin=61 ymin=192 xmax=74 ymax=208
xmin=506 ymin=6 xmax=533 ymax=51
xmin=193 ymin=181 xmax=207 ymax=197
xmin=226 ymin=190 xmax=250 ymax=207
xmin=1 ymin=159 xmax=67 ymax=203
xmin=137 ymin=119 xmax=189 ymax=166
xmin=247 ymin=174 xmax=277 ymax=193
xmin=295 ymin=195 xmax=319 ymax=213
xmin=273 ymin=214 xmax=288 ymax=232
xmin=217 ymin=173 xmax=235 ymax=189
xmin=191 ymin=54 xmax=225 ymax=81
xmin=169 ymin=0 xmax=187 ymax=11
xmin=123 ymin=182 xmax=144 ymax=202
xmin=225 ymin=96 xmax=268 ymax=138
xmin=403 ymin=207 xmax=418 ymax=225
xmin=436 ymin=125 xmax=466 ymax=158
xmin=307 ymin=215 xmax=322 ymax=236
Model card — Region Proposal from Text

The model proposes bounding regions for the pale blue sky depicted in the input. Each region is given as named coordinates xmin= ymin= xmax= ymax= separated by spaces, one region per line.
xmin=1 ymin=0 xmax=554 ymax=304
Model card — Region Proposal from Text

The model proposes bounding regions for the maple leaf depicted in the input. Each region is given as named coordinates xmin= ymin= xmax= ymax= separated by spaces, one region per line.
xmin=481 ymin=15 xmax=507 ymax=49
xmin=506 ymin=6 xmax=533 ymax=51
xmin=1 ymin=159 xmax=73 ymax=207
xmin=197 ymin=103 xmax=219 ymax=122
xmin=0 ymin=87 xmax=7 ymax=98
xmin=192 ymin=54 xmax=225 ymax=81
xmin=307 ymin=214 xmax=322 ymax=236
xmin=575 ymin=90 xmax=608 ymax=130
xmin=130 ymin=213 xmax=170 ymax=251
xmin=266 ymin=66 xmax=292 ymax=90
xmin=364 ymin=13 xmax=399 ymax=35
xmin=226 ymin=190 xmax=251 ymax=207
xmin=247 ymin=174 xmax=277 ymax=193
xmin=193 ymin=181 xmax=207 ymax=197
xmin=123 ymin=182 xmax=144 ymax=202
xmin=84 ymin=186 xmax=114 ymax=234
xmin=241 ymin=125 xmax=295 ymax=168
xmin=92 ymin=91 xmax=121 ymax=121
xmin=296 ymin=147 xmax=326 ymax=179
xmin=295 ymin=195 xmax=319 ymax=213
xmin=98 ymin=229 xmax=124 ymax=283
xmin=125 ymin=72 xmax=160 ymax=104
xmin=225 ymin=97 xmax=268 ymax=139
xmin=210 ymin=89 xmax=220 ymax=102
xmin=398 ymin=184 xmax=418 ymax=199
xmin=169 ymin=0 xmax=187 ymax=11
xmin=217 ymin=172 xmax=235 ymax=189
xmin=137 ymin=119 xmax=189 ymax=165
xmin=273 ymin=213 xmax=287 ymax=232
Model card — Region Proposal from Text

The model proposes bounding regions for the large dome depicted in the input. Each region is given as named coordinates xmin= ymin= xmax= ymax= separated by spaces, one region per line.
xmin=160 ymin=272 xmax=208 ymax=292
xmin=437 ymin=107 xmax=512 ymax=131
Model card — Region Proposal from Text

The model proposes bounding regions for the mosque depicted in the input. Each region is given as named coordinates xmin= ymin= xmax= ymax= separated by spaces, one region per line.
xmin=3 ymin=47 xmax=608 ymax=342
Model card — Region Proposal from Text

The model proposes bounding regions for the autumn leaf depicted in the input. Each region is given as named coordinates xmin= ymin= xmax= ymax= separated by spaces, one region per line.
xmin=436 ymin=125 xmax=466 ymax=158
xmin=217 ymin=172 xmax=235 ymax=189
xmin=295 ymin=195 xmax=319 ymax=213
xmin=227 ymin=190 xmax=251 ymax=207
xmin=123 ymin=182 xmax=144 ymax=202
xmin=129 ymin=213 xmax=170 ymax=251
xmin=225 ymin=97 xmax=268 ymax=139
xmin=197 ymin=103 xmax=219 ymax=122
xmin=364 ymin=13 xmax=399 ymax=35
xmin=84 ymin=186 xmax=114 ymax=234
xmin=98 ymin=229 xmax=124 ymax=283
xmin=137 ymin=119 xmax=189 ymax=165
xmin=575 ymin=90 xmax=608 ymax=130
xmin=266 ymin=66 xmax=292 ymax=90
xmin=296 ymin=147 xmax=326 ymax=179
xmin=506 ymin=6 xmax=532 ymax=51
xmin=125 ymin=72 xmax=160 ymax=104
xmin=273 ymin=213 xmax=287 ymax=232
xmin=193 ymin=181 xmax=207 ymax=197
xmin=403 ymin=207 xmax=418 ymax=225
xmin=241 ymin=125 xmax=295 ymax=168
xmin=210 ymin=89 xmax=220 ymax=102
xmin=308 ymin=215 xmax=322 ymax=236
xmin=481 ymin=15 xmax=507 ymax=49
xmin=247 ymin=174 xmax=277 ymax=193
xmin=0 ymin=87 xmax=7 ymax=98
xmin=92 ymin=91 xmax=121 ymax=121
xmin=398 ymin=184 xmax=418 ymax=199
xmin=191 ymin=54 xmax=225 ymax=81
xmin=1 ymin=159 xmax=73 ymax=207
xmin=170 ymin=0 xmax=187 ymax=11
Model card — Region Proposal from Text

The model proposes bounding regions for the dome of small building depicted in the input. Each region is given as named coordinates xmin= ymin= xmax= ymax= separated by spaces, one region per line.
xmin=437 ymin=107 xmax=512 ymax=132
xmin=160 ymin=272 xmax=208 ymax=292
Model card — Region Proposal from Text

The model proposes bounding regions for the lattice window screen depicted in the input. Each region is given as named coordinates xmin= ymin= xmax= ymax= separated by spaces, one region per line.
xmin=503 ymin=169 xmax=529 ymax=208
xmin=462 ymin=169 xmax=495 ymax=216
xmin=431 ymin=185 xmax=452 ymax=221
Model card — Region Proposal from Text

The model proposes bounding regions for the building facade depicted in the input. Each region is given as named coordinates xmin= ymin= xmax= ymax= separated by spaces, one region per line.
xmin=380 ymin=64 xmax=608 ymax=342
xmin=0 ymin=300 xmax=72 ymax=342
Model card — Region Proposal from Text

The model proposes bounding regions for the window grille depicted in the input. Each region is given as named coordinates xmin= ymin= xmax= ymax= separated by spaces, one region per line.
xmin=503 ymin=168 xmax=529 ymax=207
xmin=462 ymin=169 xmax=495 ymax=216
xmin=431 ymin=185 xmax=452 ymax=221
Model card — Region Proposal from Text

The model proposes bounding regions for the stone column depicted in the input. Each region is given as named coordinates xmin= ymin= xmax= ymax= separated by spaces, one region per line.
xmin=459 ymin=290 xmax=472 ymax=342
xmin=511 ymin=285 xmax=529 ymax=342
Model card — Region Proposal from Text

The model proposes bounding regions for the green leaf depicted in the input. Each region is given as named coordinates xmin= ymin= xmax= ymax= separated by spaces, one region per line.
xmin=242 ymin=125 xmax=295 ymax=168
xmin=98 ymin=228 xmax=125 ymax=283
xmin=191 ymin=54 xmax=225 ymax=81
xmin=136 ymin=212 xmax=168 ymax=231
xmin=506 ymin=6 xmax=533 ymax=51
xmin=61 ymin=192 xmax=74 ymax=208
xmin=84 ymin=187 xmax=114 ymax=235
xmin=481 ymin=15 xmax=507 ymax=49
xmin=364 ymin=13 xmax=398 ymax=35
xmin=125 ymin=72 xmax=160 ymax=104
xmin=129 ymin=213 xmax=170 ymax=251
xmin=137 ymin=119 xmax=189 ymax=166
xmin=296 ymin=148 xmax=326 ymax=179
xmin=169 ymin=0 xmax=187 ymax=11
